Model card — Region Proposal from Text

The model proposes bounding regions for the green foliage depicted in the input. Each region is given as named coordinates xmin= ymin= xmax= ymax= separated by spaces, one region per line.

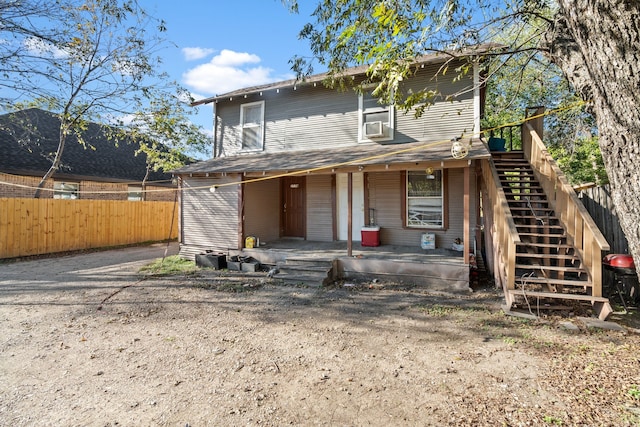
xmin=139 ymin=255 xmax=198 ymax=276
xmin=547 ymin=137 xmax=608 ymax=185
xmin=289 ymin=0 xmax=605 ymax=186
xmin=627 ymin=385 xmax=640 ymax=400
xmin=1 ymin=0 xmax=208 ymax=197
xmin=542 ymin=415 xmax=563 ymax=425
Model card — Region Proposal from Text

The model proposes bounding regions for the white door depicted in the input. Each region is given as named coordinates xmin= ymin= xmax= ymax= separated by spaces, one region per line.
xmin=337 ymin=172 xmax=365 ymax=241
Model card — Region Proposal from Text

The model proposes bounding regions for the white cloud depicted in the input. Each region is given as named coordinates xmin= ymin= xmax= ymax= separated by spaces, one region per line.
xmin=23 ymin=36 xmax=67 ymax=59
xmin=182 ymin=47 xmax=215 ymax=61
xmin=182 ymin=49 xmax=284 ymax=96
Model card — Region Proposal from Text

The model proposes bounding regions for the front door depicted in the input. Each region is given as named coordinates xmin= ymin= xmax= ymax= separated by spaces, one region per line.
xmin=337 ymin=172 xmax=365 ymax=241
xmin=282 ymin=176 xmax=306 ymax=238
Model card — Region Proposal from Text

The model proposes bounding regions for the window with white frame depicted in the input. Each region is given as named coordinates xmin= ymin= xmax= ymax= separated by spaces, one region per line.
xmin=406 ymin=170 xmax=443 ymax=228
xmin=53 ymin=181 xmax=79 ymax=199
xmin=358 ymin=87 xmax=394 ymax=142
xmin=240 ymin=101 xmax=265 ymax=151
xmin=128 ymin=185 xmax=143 ymax=201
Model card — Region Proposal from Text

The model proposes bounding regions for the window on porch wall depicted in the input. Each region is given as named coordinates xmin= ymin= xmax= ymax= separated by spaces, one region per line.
xmin=406 ymin=170 xmax=443 ymax=228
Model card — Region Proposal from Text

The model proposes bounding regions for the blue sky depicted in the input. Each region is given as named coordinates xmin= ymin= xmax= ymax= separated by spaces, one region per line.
xmin=142 ymin=0 xmax=318 ymax=132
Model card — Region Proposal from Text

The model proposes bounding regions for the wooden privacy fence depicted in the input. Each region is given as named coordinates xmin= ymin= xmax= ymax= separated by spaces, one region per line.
xmin=0 ymin=198 xmax=178 ymax=259
xmin=578 ymin=185 xmax=629 ymax=255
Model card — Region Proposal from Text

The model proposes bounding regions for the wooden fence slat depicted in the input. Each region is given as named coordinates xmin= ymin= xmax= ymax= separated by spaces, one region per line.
xmin=579 ymin=185 xmax=628 ymax=254
xmin=0 ymin=198 xmax=178 ymax=259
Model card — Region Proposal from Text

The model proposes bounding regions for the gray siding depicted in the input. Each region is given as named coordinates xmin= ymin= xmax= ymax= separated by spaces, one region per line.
xmin=367 ymin=167 xmax=477 ymax=249
xmin=244 ymin=179 xmax=280 ymax=244
xmin=180 ymin=175 xmax=240 ymax=258
xmin=397 ymin=62 xmax=476 ymax=142
xmin=214 ymin=61 xmax=476 ymax=156
xmin=306 ymin=175 xmax=334 ymax=242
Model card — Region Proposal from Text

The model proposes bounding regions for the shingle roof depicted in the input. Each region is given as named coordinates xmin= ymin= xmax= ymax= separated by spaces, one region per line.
xmin=174 ymin=139 xmax=490 ymax=175
xmin=0 ymin=108 xmax=172 ymax=183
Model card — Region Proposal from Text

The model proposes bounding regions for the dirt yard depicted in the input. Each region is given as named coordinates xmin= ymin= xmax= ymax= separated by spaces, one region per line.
xmin=2 ymin=243 xmax=640 ymax=426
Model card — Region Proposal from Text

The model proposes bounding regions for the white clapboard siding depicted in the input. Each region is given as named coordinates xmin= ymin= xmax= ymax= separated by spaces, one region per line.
xmin=180 ymin=176 xmax=240 ymax=258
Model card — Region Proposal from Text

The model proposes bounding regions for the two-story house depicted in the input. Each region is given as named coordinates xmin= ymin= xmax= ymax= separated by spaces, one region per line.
xmin=174 ymin=49 xmax=492 ymax=290
xmin=174 ymin=46 xmax=615 ymax=320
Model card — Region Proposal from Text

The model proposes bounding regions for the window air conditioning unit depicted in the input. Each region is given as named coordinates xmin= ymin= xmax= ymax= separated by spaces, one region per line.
xmin=364 ymin=121 xmax=384 ymax=138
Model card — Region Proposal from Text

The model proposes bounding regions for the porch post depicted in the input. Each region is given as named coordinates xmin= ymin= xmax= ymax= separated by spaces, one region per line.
xmin=238 ymin=179 xmax=245 ymax=250
xmin=463 ymin=165 xmax=470 ymax=264
xmin=347 ymin=172 xmax=353 ymax=257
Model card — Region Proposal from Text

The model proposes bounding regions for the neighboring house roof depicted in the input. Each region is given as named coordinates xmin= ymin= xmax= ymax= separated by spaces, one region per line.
xmin=175 ymin=139 xmax=490 ymax=175
xmin=193 ymin=43 xmax=502 ymax=106
xmin=0 ymin=108 xmax=171 ymax=183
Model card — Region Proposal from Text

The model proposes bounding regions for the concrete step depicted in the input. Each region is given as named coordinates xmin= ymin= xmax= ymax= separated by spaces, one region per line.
xmin=275 ymin=267 xmax=331 ymax=287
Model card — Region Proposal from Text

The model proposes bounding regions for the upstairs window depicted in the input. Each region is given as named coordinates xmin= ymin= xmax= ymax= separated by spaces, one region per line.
xmin=406 ymin=170 xmax=443 ymax=228
xmin=240 ymin=101 xmax=265 ymax=151
xmin=53 ymin=181 xmax=79 ymax=199
xmin=358 ymin=88 xmax=394 ymax=142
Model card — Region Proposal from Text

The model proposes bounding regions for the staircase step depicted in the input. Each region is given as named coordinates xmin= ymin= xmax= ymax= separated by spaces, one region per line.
xmin=516 ymin=253 xmax=578 ymax=261
xmin=507 ymin=289 xmax=608 ymax=303
xmin=515 ymin=223 xmax=563 ymax=229
xmin=509 ymin=206 xmax=555 ymax=211
xmin=502 ymin=181 xmax=544 ymax=191
xmin=514 ymin=277 xmax=592 ymax=287
xmin=515 ymin=264 xmax=585 ymax=273
xmin=276 ymin=264 xmax=331 ymax=287
xmin=500 ymin=179 xmax=538 ymax=184
xmin=517 ymin=241 xmax=572 ymax=248
xmin=517 ymin=232 xmax=566 ymax=238
xmin=510 ymin=199 xmax=551 ymax=205
xmin=512 ymin=215 xmax=558 ymax=220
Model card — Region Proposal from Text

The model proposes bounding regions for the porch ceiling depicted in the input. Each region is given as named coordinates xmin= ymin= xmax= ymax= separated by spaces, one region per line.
xmin=175 ymin=138 xmax=490 ymax=175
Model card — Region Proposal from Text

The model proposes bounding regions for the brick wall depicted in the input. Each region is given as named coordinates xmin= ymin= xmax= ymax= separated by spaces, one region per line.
xmin=0 ymin=173 xmax=53 ymax=198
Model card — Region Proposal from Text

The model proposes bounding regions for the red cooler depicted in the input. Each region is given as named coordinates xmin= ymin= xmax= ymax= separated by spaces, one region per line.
xmin=361 ymin=226 xmax=381 ymax=247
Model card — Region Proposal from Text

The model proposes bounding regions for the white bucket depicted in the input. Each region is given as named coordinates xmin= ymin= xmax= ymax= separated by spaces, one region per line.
xmin=421 ymin=233 xmax=435 ymax=250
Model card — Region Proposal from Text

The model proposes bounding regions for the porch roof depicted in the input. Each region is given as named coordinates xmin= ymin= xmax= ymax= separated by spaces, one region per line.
xmin=175 ymin=138 xmax=491 ymax=175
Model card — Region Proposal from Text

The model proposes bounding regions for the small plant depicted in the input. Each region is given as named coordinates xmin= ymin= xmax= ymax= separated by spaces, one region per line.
xmin=502 ymin=336 xmax=517 ymax=345
xmin=543 ymin=415 xmax=563 ymax=425
xmin=421 ymin=305 xmax=456 ymax=317
xmin=139 ymin=255 xmax=198 ymax=276
xmin=628 ymin=385 xmax=640 ymax=400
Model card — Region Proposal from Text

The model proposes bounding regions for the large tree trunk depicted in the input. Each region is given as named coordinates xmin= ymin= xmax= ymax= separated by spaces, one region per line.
xmin=543 ymin=0 xmax=640 ymax=280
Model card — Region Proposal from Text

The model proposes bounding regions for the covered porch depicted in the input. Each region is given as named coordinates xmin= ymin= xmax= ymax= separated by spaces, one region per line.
xmin=229 ymin=238 xmax=475 ymax=293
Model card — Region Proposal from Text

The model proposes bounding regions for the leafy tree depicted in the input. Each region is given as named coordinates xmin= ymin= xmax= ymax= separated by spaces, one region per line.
xmin=288 ymin=0 xmax=639 ymax=272
xmin=0 ymin=0 xmax=208 ymax=198
xmin=482 ymin=23 xmax=607 ymax=185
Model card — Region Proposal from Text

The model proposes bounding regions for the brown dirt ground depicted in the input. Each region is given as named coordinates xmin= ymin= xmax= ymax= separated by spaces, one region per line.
xmin=2 ymin=243 xmax=640 ymax=426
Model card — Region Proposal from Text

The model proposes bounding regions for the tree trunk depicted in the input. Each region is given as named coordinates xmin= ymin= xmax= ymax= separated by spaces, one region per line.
xmin=142 ymin=165 xmax=151 ymax=201
xmin=543 ymin=0 xmax=640 ymax=280
xmin=34 ymin=122 xmax=68 ymax=198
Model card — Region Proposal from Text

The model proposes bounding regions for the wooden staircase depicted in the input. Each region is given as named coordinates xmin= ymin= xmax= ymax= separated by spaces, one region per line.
xmin=491 ymin=151 xmax=611 ymax=317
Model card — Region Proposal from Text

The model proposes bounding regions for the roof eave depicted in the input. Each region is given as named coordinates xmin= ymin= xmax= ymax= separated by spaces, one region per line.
xmin=190 ymin=43 xmax=504 ymax=106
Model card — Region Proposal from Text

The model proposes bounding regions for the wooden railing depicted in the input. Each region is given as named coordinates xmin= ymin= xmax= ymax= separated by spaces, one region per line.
xmin=522 ymin=118 xmax=610 ymax=297
xmin=481 ymin=158 xmax=521 ymax=303
xmin=0 ymin=198 xmax=178 ymax=259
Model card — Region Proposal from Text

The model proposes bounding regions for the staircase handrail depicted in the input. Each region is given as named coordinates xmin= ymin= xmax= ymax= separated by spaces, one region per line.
xmin=482 ymin=157 xmax=521 ymax=297
xmin=522 ymin=122 xmax=610 ymax=297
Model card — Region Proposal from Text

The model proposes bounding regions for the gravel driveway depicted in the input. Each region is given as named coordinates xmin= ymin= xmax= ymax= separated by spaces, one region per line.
xmin=1 ymin=243 xmax=639 ymax=426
